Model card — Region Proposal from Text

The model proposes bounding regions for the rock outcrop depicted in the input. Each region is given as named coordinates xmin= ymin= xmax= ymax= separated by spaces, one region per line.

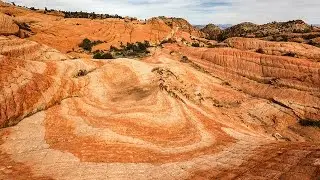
xmin=201 ymin=24 xmax=222 ymax=40
xmin=0 ymin=13 xmax=19 ymax=35
xmin=0 ymin=2 xmax=319 ymax=180
xmin=225 ymin=37 xmax=320 ymax=61
xmin=0 ymin=36 xmax=70 ymax=61
xmin=202 ymin=20 xmax=320 ymax=46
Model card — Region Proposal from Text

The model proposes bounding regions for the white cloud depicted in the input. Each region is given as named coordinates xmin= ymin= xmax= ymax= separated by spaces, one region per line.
xmin=5 ymin=0 xmax=320 ymax=25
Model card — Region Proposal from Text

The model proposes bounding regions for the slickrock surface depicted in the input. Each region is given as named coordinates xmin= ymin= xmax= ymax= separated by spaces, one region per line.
xmin=0 ymin=13 xmax=19 ymax=35
xmin=167 ymin=44 xmax=320 ymax=121
xmin=0 ymin=35 xmax=320 ymax=179
xmin=0 ymin=2 xmax=201 ymax=54
xmin=225 ymin=37 xmax=320 ymax=61
xmin=0 ymin=36 xmax=70 ymax=61
xmin=0 ymin=2 xmax=319 ymax=180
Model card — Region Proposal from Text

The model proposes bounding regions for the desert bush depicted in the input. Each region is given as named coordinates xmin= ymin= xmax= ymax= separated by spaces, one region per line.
xmin=64 ymin=11 xmax=124 ymax=19
xmin=217 ymin=31 xmax=228 ymax=42
xmin=293 ymin=28 xmax=312 ymax=33
xmin=79 ymin=38 xmax=103 ymax=52
xmin=307 ymin=40 xmax=320 ymax=48
xmin=79 ymin=38 xmax=93 ymax=51
xmin=181 ymin=56 xmax=189 ymax=63
xmin=93 ymin=51 xmax=114 ymax=59
xmin=75 ymin=69 xmax=88 ymax=77
xmin=281 ymin=35 xmax=288 ymax=42
xmin=191 ymin=43 xmax=200 ymax=47
xmin=256 ymin=48 xmax=265 ymax=54
xmin=303 ymin=34 xmax=319 ymax=40
xmin=109 ymin=41 xmax=150 ymax=57
xmin=15 ymin=22 xmax=31 ymax=31
xmin=299 ymin=119 xmax=320 ymax=128
xmin=160 ymin=38 xmax=176 ymax=44
xmin=208 ymin=44 xmax=222 ymax=48
xmin=283 ymin=52 xmax=296 ymax=57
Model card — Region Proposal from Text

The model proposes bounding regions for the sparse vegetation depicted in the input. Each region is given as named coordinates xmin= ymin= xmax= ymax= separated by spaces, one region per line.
xmin=160 ymin=38 xmax=177 ymax=44
xmin=281 ymin=35 xmax=288 ymax=42
xmin=283 ymin=52 xmax=296 ymax=57
xmin=93 ymin=51 xmax=114 ymax=59
xmin=217 ymin=31 xmax=228 ymax=42
xmin=75 ymin=69 xmax=88 ymax=77
xmin=64 ymin=11 xmax=124 ymax=19
xmin=15 ymin=21 xmax=31 ymax=32
xmin=256 ymin=48 xmax=265 ymax=54
xmin=110 ymin=41 xmax=151 ymax=58
xmin=293 ymin=28 xmax=312 ymax=33
xmin=79 ymin=38 xmax=103 ymax=52
xmin=299 ymin=119 xmax=320 ymax=128
xmin=303 ymin=34 xmax=319 ymax=40
xmin=208 ymin=44 xmax=218 ymax=48
xmin=221 ymin=82 xmax=231 ymax=86
xmin=307 ymin=40 xmax=320 ymax=48
xmin=191 ymin=43 xmax=200 ymax=47
xmin=181 ymin=56 xmax=189 ymax=63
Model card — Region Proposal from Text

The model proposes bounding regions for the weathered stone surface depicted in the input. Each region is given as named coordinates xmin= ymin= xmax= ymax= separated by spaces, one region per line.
xmin=0 ymin=36 xmax=70 ymax=61
xmin=0 ymin=13 xmax=19 ymax=35
xmin=0 ymin=2 xmax=319 ymax=180
xmin=226 ymin=37 xmax=320 ymax=61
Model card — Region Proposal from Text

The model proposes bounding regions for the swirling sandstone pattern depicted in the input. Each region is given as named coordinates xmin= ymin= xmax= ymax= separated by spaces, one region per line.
xmin=0 ymin=13 xmax=19 ymax=35
xmin=0 ymin=36 xmax=70 ymax=61
xmin=0 ymin=37 xmax=320 ymax=179
xmin=0 ymin=2 xmax=319 ymax=179
xmin=225 ymin=37 xmax=320 ymax=61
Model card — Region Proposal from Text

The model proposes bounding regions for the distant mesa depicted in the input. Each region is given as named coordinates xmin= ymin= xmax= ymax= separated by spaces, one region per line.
xmin=199 ymin=20 xmax=320 ymax=47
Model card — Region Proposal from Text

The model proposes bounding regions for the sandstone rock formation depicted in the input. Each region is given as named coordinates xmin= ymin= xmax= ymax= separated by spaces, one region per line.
xmin=225 ymin=37 xmax=320 ymax=61
xmin=0 ymin=36 xmax=70 ymax=61
xmin=203 ymin=20 xmax=320 ymax=47
xmin=0 ymin=2 xmax=319 ymax=180
xmin=0 ymin=12 xmax=19 ymax=35
xmin=0 ymin=3 xmax=203 ymax=54
xmin=158 ymin=16 xmax=204 ymax=38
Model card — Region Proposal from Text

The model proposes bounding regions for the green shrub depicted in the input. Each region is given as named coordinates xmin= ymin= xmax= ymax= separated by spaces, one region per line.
xmin=160 ymin=38 xmax=176 ymax=44
xmin=15 ymin=22 xmax=31 ymax=31
xmin=93 ymin=51 xmax=114 ymax=59
xmin=181 ymin=56 xmax=189 ymax=63
xmin=217 ymin=31 xmax=228 ymax=42
xmin=79 ymin=38 xmax=103 ymax=52
xmin=79 ymin=38 xmax=93 ymax=51
xmin=256 ymin=48 xmax=265 ymax=54
xmin=109 ymin=41 xmax=150 ymax=57
xmin=293 ymin=28 xmax=312 ymax=33
xmin=75 ymin=69 xmax=88 ymax=77
xmin=191 ymin=43 xmax=200 ymax=47
xmin=304 ymin=34 xmax=319 ymax=40
xmin=281 ymin=35 xmax=288 ymax=42
xmin=299 ymin=119 xmax=320 ymax=128
xmin=283 ymin=52 xmax=296 ymax=57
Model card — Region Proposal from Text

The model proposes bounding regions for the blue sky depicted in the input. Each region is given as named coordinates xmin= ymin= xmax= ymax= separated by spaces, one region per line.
xmin=6 ymin=0 xmax=320 ymax=25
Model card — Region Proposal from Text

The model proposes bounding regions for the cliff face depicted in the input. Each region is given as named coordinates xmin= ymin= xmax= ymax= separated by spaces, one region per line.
xmin=0 ymin=2 xmax=320 ymax=180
